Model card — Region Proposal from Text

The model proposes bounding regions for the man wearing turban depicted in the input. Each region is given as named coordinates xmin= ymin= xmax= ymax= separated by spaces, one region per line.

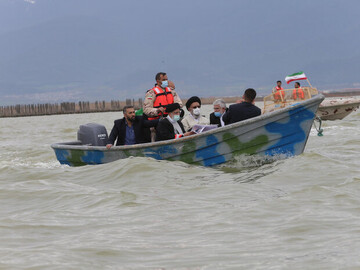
xmin=181 ymin=96 xmax=209 ymax=132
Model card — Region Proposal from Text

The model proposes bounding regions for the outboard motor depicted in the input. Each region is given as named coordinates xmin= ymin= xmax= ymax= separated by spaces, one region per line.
xmin=77 ymin=123 xmax=108 ymax=146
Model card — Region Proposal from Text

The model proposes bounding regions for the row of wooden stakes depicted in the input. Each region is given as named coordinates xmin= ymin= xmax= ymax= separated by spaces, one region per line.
xmin=0 ymin=99 xmax=143 ymax=118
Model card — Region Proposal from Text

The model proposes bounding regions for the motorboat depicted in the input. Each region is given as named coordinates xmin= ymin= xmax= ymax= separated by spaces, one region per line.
xmin=51 ymin=95 xmax=324 ymax=167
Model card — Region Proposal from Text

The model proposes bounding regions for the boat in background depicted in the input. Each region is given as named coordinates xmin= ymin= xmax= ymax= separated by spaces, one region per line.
xmin=316 ymin=97 xmax=360 ymax=120
xmin=263 ymin=85 xmax=359 ymax=121
xmin=263 ymin=86 xmax=319 ymax=114
xmin=51 ymin=95 xmax=324 ymax=167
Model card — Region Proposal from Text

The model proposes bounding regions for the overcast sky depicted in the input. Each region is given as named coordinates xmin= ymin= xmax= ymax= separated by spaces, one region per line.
xmin=0 ymin=0 xmax=359 ymax=105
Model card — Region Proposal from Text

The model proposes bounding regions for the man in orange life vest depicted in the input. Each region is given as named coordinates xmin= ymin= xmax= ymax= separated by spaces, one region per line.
xmin=273 ymin=80 xmax=285 ymax=101
xmin=143 ymin=72 xmax=183 ymax=120
xmin=293 ymin=82 xmax=305 ymax=100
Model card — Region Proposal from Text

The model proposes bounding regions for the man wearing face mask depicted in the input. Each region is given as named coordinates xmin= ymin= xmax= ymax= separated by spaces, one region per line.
xmin=143 ymin=72 xmax=183 ymax=120
xmin=156 ymin=103 xmax=195 ymax=141
xmin=106 ymin=106 xmax=159 ymax=149
xmin=210 ymin=99 xmax=228 ymax=127
xmin=181 ymin=96 xmax=210 ymax=132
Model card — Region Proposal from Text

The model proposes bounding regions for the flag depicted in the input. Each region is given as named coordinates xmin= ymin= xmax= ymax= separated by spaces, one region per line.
xmin=285 ymin=72 xmax=307 ymax=84
xmin=135 ymin=108 xmax=143 ymax=116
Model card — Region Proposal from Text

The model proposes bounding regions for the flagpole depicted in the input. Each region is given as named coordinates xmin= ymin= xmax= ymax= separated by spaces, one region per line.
xmin=306 ymin=79 xmax=313 ymax=88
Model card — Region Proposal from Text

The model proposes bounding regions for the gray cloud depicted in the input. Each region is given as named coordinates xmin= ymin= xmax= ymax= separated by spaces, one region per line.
xmin=0 ymin=0 xmax=359 ymax=105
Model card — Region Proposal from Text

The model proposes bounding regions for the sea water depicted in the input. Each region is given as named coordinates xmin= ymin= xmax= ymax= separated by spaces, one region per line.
xmin=0 ymin=104 xmax=360 ymax=269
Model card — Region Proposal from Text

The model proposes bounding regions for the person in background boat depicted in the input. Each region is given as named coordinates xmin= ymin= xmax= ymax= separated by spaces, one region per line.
xmin=273 ymin=80 xmax=285 ymax=101
xmin=156 ymin=103 xmax=195 ymax=141
xmin=210 ymin=99 xmax=227 ymax=127
xmin=106 ymin=105 xmax=158 ymax=149
xmin=293 ymin=82 xmax=305 ymax=100
xmin=143 ymin=72 xmax=183 ymax=120
xmin=181 ymin=96 xmax=210 ymax=132
xmin=222 ymin=88 xmax=261 ymax=125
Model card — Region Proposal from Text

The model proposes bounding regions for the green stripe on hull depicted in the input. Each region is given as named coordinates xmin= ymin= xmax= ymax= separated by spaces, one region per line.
xmin=222 ymin=132 xmax=269 ymax=156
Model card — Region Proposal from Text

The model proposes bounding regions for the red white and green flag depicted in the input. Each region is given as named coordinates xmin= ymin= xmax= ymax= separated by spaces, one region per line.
xmin=285 ymin=71 xmax=307 ymax=84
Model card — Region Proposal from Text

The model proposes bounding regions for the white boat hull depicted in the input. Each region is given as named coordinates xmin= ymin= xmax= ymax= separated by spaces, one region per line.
xmin=316 ymin=98 xmax=360 ymax=120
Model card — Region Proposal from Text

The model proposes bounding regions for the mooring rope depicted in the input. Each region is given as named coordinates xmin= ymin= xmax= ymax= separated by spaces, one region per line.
xmin=313 ymin=116 xmax=323 ymax=136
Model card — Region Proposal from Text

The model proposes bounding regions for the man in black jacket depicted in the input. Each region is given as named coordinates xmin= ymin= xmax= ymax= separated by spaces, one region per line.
xmin=210 ymin=99 xmax=228 ymax=127
xmin=156 ymin=103 xmax=194 ymax=141
xmin=106 ymin=106 xmax=158 ymax=149
xmin=222 ymin=88 xmax=261 ymax=125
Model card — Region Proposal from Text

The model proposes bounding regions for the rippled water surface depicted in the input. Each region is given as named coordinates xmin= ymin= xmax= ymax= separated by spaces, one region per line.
xmin=1 ymin=105 xmax=360 ymax=269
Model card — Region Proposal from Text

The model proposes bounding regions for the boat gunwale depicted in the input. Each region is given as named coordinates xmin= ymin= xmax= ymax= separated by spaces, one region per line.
xmin=51 ymin=94 xmax=325 ymax=151
xmin=318 ymin=101 xmax=360 ymax=110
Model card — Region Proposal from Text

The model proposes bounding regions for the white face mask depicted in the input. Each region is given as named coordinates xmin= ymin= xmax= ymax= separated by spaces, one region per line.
xmin=173 ymin=114 xmax=180 ymax=121
xmin=192 ymin=107 xmax=201 ymax=116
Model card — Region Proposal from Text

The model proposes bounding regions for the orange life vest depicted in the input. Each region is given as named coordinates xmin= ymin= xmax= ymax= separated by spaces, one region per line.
xmin=293 ymin=87 xmax=305 ymax=100
xmin=274 ymin=86 xmax=285 ymax=100
xmin=148 ymin=86 xmax=174 ymax=120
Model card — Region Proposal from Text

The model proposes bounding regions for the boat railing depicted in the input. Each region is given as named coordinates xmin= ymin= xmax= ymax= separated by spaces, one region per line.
xmin=263 ymin=86 xmax=318 ymax=114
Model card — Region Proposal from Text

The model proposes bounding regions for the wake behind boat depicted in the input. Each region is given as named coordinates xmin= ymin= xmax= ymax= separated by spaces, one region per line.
xmin=51 ymin=94 xmax=324 ymax=167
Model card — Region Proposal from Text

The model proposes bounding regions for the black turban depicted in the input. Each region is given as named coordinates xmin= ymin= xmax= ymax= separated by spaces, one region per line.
xmin=185 ymin=96 xmax=201 ymax=110
xmin=165 ymin=103 xmax=181 ymax=113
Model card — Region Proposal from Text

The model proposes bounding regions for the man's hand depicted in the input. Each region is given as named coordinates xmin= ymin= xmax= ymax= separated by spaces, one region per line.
xmin=236 ymin=98 xmax=244 ymax=103
xmin=106 ymin=144 xmax=113 ymax=149
xmin=157 ymin=107 xmax=166 ymax=114
xmin=184 ymin=131 xmax=196 ymax=137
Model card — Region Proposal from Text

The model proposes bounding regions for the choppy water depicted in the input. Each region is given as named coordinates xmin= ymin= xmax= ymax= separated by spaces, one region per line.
xmin=1 ymin=104 xmax=360 ymax=269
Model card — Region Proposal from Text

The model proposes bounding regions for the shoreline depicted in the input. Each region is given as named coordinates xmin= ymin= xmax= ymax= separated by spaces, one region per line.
xmin=1 ymin=91 xmax=359 ymax=118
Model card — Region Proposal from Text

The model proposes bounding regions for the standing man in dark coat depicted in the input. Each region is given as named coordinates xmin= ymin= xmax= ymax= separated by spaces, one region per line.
xmin=106 ymin=105 xmax=158 ymax=148
xmin=222 ymin=88 xmax=262 ymax=125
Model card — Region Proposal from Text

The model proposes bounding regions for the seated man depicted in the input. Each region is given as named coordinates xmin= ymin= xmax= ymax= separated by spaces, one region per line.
xmin=210 ymin=99 xmax=227 ymax=127
xmin=106 ymin=105 xmax=158 ymax=148
xmin=222 ymin=88 xmax=261 ymax=124
xmin=156 ymin=103 xmax=194 ymax=141
xmin=181 ymin=96 xmax=209 ymax=132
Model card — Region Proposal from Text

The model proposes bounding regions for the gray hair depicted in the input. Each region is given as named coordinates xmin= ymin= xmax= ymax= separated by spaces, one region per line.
xmin=213 ymin=99 xmax=226 ymax=108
